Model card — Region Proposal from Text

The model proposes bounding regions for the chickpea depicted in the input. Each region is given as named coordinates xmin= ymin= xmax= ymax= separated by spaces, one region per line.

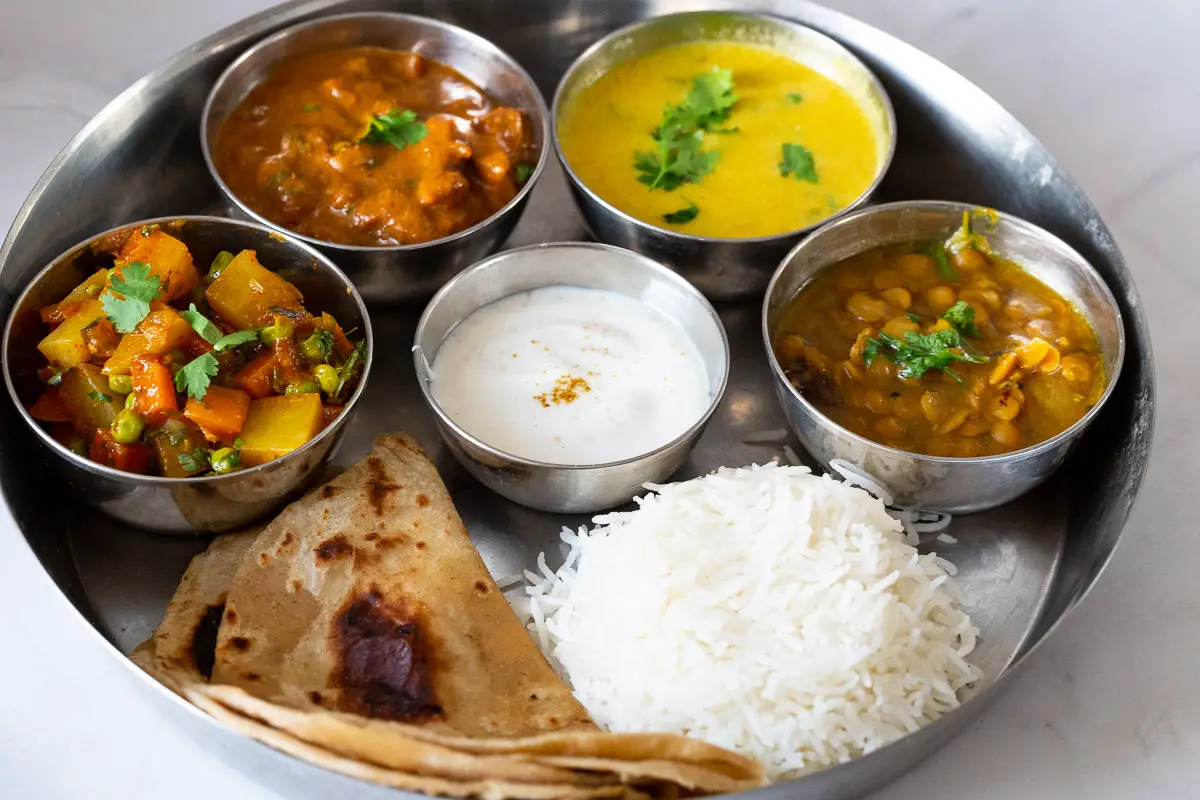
xmin=1026 ymin=318 xmax=1056 ymax=340
xmin=937 ymin=409 xmax=970 ymax=435
xmin=837 ymin=272 xmax=867 ymax=293
xmin=897 ymin=253 xmax=935 ymax=278
xmin=1060 ymin=355 xmax=1092 ymax=384
xmin=989 ymin=352 xmax=1017 ymax=385
xmin=952 ymin=248 xmax=988 ymax=271
xmin=990 ymin=387 xmax=1024 ymax=421
xmin=959 ymin=416 xmax=992 ymax=437
xmin=1039 ymin=346 xmax=1062 ymax=374
xmin=846 ymin=292 xmax=890 ymax=323
xmin=848 ymin=328 xmax=875 ymax=365
xmin=920 ymin=390 xmax=949 ymax=423
xmin=805 ymin=345 xmax=832 ymax=373
xmin=954 ymin=437 xmax=983 ymax=457
xmin=960 ymin=288 xmax=1002 ymax=312
xmin=928 ymin=318 xmax=953 ymax=334
xmin=881 ymin=315 xmax=919 ymax=338
xmin=990 ymin=420 xmax=1021 ymax=448
xmin=927 ymin=439 xmax=955 ymax=457
xmin=926 ymin=285 xmax=957 ymax=313
xmin=776 ymin=333 xmax=807 ymax=363
xmin=839 ymin=360 xmax=863 ymax=382
xmin=1016 ymin=337 xmax=1051 ymax=369
xmin=880 ymin=287 xmax=912 ymax=310
xmin=863 ymin=389 xmax=890 ymax=414
xmin=872 ymin=269 xmax=903 ymax=291
xmin=867 ymin=354 xmax=896 ymax=381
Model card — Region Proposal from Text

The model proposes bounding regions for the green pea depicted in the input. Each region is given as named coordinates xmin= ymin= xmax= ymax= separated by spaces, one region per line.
xmin=300 ymin=332 xmax=330 ymax=362
xmin=68 ymin=437 xmax=88 ymax=457
xmin=260 ymin=318 xmax=295 ymax=346
xmin=312 ymin=364 xmax=339 ymax=395
xmin=107 ymin=374 xmax=133 ymax=395
xmin=125 ymin=391 xmax=138 ymax=410
xmin=210 ymin=447 xmax=242 ymax=475
xmin=111 ymin=409 xmax=146 ymax=444
xmin=285 ymin=379 xmax=320 ymax=395
xmin=206 ymin=251 xmax=234 ymax=283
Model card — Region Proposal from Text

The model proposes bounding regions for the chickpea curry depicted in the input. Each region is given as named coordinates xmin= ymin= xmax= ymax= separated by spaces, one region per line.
xmin=26 ymin=227 xmax=366 ymax=477
xmin=213 ymin=47 xmax=536 ymax=247
xmin=773 ymin=215 xmax=1105 ymax=457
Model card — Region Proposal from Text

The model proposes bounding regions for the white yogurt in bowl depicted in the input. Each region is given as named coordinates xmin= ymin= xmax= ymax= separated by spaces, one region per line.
xmin=429 ymin=286 xmax=711 ymax=465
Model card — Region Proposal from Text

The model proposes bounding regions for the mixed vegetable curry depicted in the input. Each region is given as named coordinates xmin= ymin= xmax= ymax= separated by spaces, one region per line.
xmin=773 ymin=215 xmax=1105 ymax=457
xmin=213 ymin=47 xmax=536 ymax=247
xmin=27 ymin=227 xmax=366 ymax=477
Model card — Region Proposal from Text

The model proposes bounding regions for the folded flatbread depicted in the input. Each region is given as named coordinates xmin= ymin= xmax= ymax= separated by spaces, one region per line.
xmin=212 ymin=434 xmax=591 ymax=738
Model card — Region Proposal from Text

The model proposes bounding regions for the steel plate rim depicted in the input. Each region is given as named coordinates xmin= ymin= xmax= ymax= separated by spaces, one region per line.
xmin=0 ymin=0 xmax=1159 ymax=797
xmin=198 ymin=10 xmax=552 ymax=255
xmin=549 ymin=9 xmax=898 ymax=246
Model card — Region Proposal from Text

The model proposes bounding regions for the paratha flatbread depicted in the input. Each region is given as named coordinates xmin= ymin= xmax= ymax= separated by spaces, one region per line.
xmin=212 ymin=434 xmax=591 ymax=738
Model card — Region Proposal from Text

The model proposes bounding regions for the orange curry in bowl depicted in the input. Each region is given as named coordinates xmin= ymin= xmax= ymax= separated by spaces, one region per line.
xmin=212 ymin=47 xmax=536 ymax=247
xmin=772 ymin=216 xmax=1106 ymax=457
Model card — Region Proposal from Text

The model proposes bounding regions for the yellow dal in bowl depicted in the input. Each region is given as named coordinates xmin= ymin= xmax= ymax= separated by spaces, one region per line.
xmin=558 ymin=41 xmax=881 ymax=238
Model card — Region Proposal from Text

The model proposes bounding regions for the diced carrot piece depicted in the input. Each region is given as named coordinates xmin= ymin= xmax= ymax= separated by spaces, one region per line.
xmin=103 ymin=307 xmax=196 ymax=375
xmin=184 ymin=386 xmax=250 ymax=443
xmin=130 ymin=354 xmax=178 ymax=423
xmin=89 ymin=429 xmax=153 ymax=473
xmin=28 ymin=387 xmax=73 ymax=423
xmin=233 ymin=351 xmax=278 ymax=399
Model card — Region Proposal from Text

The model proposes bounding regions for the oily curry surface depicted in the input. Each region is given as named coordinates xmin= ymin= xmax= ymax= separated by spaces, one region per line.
xmin=213 ymin=47 xmax=534 ymax=247
xmin=773 ymin=236 xmax=1105 ymax=457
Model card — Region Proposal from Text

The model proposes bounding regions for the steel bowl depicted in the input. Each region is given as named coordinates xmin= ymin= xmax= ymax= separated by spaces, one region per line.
xmin=763 ymin=200 xmax=1125 ymax=512
xmin=201 ymin=12 xmax=550 ymax=305
xmin=413 ymin=241 xmax=729 ymax=513
xmin=1 ymin=216 xmax=373 ymax=535
xmin=552 ymin=10 xmax=896 ymax=302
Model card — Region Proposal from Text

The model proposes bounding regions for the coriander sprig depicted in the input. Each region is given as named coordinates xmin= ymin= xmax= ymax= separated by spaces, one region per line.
xmin=634 ymin=67 xmax=737 ymax=193
xmin=360 ymin=109 xmax=428 ymax=150
xmin=102 ymin=262 xmax=163 ymax=333
xmin=863 ymin=328 xmax=987 ymax=384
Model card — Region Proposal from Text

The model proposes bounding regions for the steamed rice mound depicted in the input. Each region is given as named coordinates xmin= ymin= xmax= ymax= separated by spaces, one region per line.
xmin=515 ymin=463 xmax=981 ymax=779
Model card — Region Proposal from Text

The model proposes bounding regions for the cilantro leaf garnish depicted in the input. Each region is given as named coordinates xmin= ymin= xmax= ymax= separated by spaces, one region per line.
xmin=335 ymin=341 xmax=366 ymax=400
xmin=177 ymin=448 xmax=209 ymax=473
xmin=214 ymin=328 xmax=262 ymax=352
xmin=88 ymin=391 xmax=113 ymax=403
xmin=779 ymin=143 xmax=818 ymax=183
xmin=174 ymin=353 xmax=219 ymax=400
xmin=926 ymin=244 xmax=959 ymax=281
xmin=514 ymin=163 xmax=534 ymax=183
xmin=634 ymin=67 xmax=737 ymax=192
xmin=181 ymin=303 xmax=222 ymax=345
xmin=46 ymin=367 xmax=65 ymax=386
xmin=787 ymin=92 xmax=804 ymax=104
xmin=662 ymin=200 xmax=699 ymax=225
xmin=905 ymin=312 xmax=922 ymax=323
xmin=941 ymin=301 xmax=982 ymax=339
xmin=102 ymin=262 xmax=162 ymax=333
xmin=863 ymin=328 xmax=987 ymax=383
xmin=302 ymin=103 xmax=321 ymax=112
xmin=306 ymin=330 xmax=334 ymax=361
xmin=361 ymin=109 xmax=428 ymax=150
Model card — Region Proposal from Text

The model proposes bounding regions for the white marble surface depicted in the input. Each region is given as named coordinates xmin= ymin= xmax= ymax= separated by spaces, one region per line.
xmin=1 ymin=0 xmax=1197 ymax=797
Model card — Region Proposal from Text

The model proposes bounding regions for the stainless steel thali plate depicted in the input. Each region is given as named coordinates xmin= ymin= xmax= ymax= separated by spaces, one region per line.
xmin=0 ymin=1 xmax=1155 ymax=799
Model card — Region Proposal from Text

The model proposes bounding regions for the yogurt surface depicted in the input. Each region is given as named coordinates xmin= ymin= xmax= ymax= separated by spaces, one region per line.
xmin=429 ymin=285 xmax=712 ymax=465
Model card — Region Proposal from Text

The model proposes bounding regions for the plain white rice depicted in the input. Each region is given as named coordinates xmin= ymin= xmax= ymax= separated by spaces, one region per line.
xmin=511 ymin=463 xmax=980 ymax=779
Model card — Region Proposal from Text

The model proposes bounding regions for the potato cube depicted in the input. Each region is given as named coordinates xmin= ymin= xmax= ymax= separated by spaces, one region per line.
xmin=205 ymin=250 xmax=304 ymax=330
xmin=115 ymin=229 xmax=199 ymax=302
xmin=103 ymin=307 xmax=196 ymax=375
xmin=60 ymin=362 xmax=124 ymax=430
xmin=237 ymin=394 xmax=322 ymax=466
xmin=36 ymin=298 xmax=106 ymax=368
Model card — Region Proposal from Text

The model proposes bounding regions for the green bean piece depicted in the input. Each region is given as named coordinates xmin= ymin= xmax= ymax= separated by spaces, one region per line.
xmin=210 ymin=447 xmax=242 ymax=474
xmin=107 ymin=374 xmax=133 ymax=395
xmin=111 ymin=409 xmax=146 ymax=444
xmin=260 ymin=318 xmax=296 ymax=346
xmin=206 ymin=251 xmax=234 ymax=283
xmin=284 ymin=379 xmax=320 ymax=395
xmin=313 ymin=364 xmax=339 ymax=395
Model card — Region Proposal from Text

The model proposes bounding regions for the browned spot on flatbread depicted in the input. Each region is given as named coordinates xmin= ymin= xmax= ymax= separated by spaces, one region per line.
xmin=246 ymin=672 xmax=261 ymax=681
xmin=363 ymin=532 xmax=379 ymax=542
xmin=412 ymin=520 xmax=421 ymax=529
xmin=416 ymin=493 xmax=429 ymax=507
xmin=225 ymin=609 xmax=237 ymax=624
xmin=415 ymin=541 xmax=426 ymax=550
xmin=290 ymin=579 xmax=302 ymax=591
xmin=229 ymin=636 xmax=251 ymax=651
xmin=322 ymin=509 xmax=329 ymax=521
xmin=310 ymin=691 xmax=323 ymax=704
xmin=316 ymin=534 xmax=354 ymax=562
xmin=332 ymin=589 xmax=443 ymax=722
xmin=365 ymin=456 xmax=401 ymax=516
xmin=189 ymin=602 xmax=225 ymax=680
xmin=320 ymin=484 xmax=339 ymax=499
xmin=474 ymin=580 xmax=489 ymax=596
